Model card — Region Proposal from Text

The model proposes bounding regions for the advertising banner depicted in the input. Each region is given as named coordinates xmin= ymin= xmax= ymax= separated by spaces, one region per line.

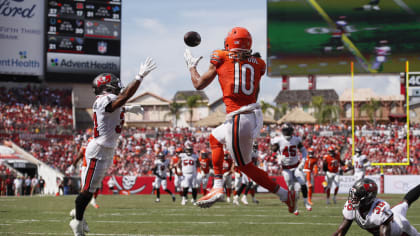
xmin=384 ymin=175 xmax=420 ymax=194
xmin=0 ymin=0 xmax=44 ymax=76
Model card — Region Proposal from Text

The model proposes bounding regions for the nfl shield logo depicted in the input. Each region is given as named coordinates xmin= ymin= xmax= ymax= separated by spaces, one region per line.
xmin=97 ymin=41 xmax=107 ymax=54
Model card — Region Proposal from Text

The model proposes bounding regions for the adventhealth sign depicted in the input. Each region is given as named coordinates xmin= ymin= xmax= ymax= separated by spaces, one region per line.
xmin=0 ymin=0 xmax=44 ymax=76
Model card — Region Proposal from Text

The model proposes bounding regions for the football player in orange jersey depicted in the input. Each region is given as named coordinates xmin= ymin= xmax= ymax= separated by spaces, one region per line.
xmin=303 ymin=147 xmax=318 ymax=205
xmin=170 ymin=147 xmax=183 ymax=196
xmin=197 ymin=150 xmax=212 ymax=195
xmin=184 ymin=27 xmax=296 ymax=211
xmin=323 ymin=146 xmax=345 ymax=204
xmin=72 ymin=137 xmax=100 ymax=209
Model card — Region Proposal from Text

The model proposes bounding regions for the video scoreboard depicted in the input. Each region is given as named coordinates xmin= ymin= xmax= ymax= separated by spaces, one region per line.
xmin=46 ymin=0 xmax=121 ymax=81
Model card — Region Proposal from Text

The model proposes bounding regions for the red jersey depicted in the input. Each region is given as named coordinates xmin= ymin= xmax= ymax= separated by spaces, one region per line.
xmin=222 ymin=158 xmax=233 ymax=174
xmin=210 ymin=50 xmax=266 ymax=113
xmin=198 ymin=157 xmax=211 ymax=174
xmin=323 ymin=154 xmax=340 ymax=173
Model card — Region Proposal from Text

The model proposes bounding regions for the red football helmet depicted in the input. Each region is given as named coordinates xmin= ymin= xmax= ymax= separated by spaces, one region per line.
xmin=224 ymin=27 xmax=252 ymax=52
xmin=92 ymin=73 xmax=122 ymax=95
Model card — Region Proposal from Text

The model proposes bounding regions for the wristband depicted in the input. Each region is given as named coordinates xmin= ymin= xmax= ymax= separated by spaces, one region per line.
xmin=135 ymin=74 xmax=143 ymax=81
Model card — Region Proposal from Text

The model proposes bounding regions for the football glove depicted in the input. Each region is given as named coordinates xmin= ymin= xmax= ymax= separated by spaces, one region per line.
xmin=136 ymin=57 xmax=157 ymax=80
xmin=125 ymin=104 xmax=144 ymax=115
xmin=184 ymin=48 xmax=203 ymax=69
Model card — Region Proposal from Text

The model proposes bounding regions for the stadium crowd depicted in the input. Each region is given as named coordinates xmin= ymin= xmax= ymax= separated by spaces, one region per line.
xmin=0 ymin=86 xmax=419 ymax=178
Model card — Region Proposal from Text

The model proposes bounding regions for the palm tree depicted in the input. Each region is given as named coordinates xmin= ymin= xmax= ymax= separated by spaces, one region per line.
xmin=260 ymin=100 xmax=272 ymax=116
xmin=274 ymin=103 xmax=288 ymax=120
xmin=361 ymin=98 xmax=381 ymax=124
xmin=311 ymin=96 xmax=339 ymax=123
xmin=312 ymin=96 xmax=325 ymax=123
xmin=184 ymin=94 xmax=202 ymax=127
xmin=165 ymin=101 xmax=183 ymax=127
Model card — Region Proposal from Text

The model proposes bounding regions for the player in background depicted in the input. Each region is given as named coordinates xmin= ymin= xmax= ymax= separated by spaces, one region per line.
xmin=323 ymin=145 xmax=345 ymax=205
xmin=351 ymin=147 xmax=371 ymax=182
xmin=184 ymin=27 xmax=296 ymax=211
xmin=303 ymin=147 xmax=318 ymax=205
xmin=324 ymin=16 xmax=348 ymax=52
xmin=178 ymin=141 xmax=199 ymax=205
xmin=363 ymin=0 xmax=380 ymax=11
xmin=243 ymin=143 xmax=262 ymax=204
xmin=72 ymin=137 xmax=99 ymax=209
xmin=152 ymin=152 xmax=176 ymax=203
xmin=69 ymin=58 xmax=156 ymax=236
xmin=197 ymin=150 xmax=212 ymax=196
xmin=223 ymin=151 xmax=234 ymax=203
xmin=233 ymin=167 xmax=249 ymax=205
xmin=333 ymin=178 xmax=420 ymax=236
xmin=271 ymin=123 xmax=312 ymax=215
xmin=170 ymin=147 xmax=183 ymax=196
xmin=371 ymin=40 xmax=391 ymax=71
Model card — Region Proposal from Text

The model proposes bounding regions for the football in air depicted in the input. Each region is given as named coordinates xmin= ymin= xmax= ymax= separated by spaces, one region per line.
xmin=184 ymin=31 xmax=201 ymax=47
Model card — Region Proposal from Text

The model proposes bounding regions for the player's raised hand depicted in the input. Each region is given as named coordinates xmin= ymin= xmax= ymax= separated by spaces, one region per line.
xmin=136 ymin=57 xmax=157 ymax=80
xmin=125 ymin=104 xmax=144 ymax=115
xmin=184 ymin=48 xmax=203 ymax=69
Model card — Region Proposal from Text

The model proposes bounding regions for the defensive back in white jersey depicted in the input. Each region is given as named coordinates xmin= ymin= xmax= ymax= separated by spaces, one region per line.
xmin=180 ymin=153 xmax=198 ymax=175
xmin=154 ymin=159 xmax=170 ymax=178
xmin=92 ymin=93 xmax=124 ymax=148
xmin=271 ymin=135 xmax=303 ymax=167
xmin=352 ymin=154 xmax=369 ymax=174
xmin=343 ymin=198 xmax=417 ymax=236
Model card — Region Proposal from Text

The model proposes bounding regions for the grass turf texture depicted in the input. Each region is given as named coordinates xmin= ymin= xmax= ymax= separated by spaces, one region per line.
xmin=1 ymin=193 xmax=419 ymax=235
xmin=267 ymin=0 xmax=420 ymax=75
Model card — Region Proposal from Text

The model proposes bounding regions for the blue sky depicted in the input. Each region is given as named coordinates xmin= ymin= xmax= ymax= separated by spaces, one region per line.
xmin=120 ymin=0 xmax=400 ymax=104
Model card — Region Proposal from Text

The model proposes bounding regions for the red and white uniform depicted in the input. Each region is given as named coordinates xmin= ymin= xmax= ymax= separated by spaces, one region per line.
xmin=153 ymin=159 xmax=170 ymax=190
xmin=271 ymin=135 xmax=306 ymax=190
xmin=210 ymin=50 xmax=266 ymax=167
xmin=342 ymin=199 xmax=419 ymax=236
xmin=83 ymin=93 xmax=124 ymax=193
xmin=180 ymin=153 xmax=198 ymax=189
xmin=352 ymin=154 xmax=370 ymax=181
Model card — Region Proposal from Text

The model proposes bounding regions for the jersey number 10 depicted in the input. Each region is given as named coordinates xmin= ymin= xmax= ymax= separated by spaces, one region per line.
xmin=234 ymin=63 xmax=255 ymax=95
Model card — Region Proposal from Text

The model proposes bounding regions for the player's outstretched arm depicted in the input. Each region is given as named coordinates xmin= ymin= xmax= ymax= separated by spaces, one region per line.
xmin=106 ymin=57 xmax=156 ymax=112
xmin=332 ymin=218 xmax=353 ymax=236
xmin=184 ymin=48 xmax=217 ymax=90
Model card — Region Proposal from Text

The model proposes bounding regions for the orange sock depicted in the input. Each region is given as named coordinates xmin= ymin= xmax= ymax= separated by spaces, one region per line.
xmin=238 ymin=163 xmax=278 ymax=193
xmin=209 ymin=135 xmax=223 ymax=177
xmin=308 ymin=188 xmax=312 ymax=200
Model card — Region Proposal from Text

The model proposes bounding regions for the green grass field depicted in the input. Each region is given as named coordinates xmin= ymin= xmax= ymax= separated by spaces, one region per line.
xmin=267 ymin=0 xmax=420 ymax=75
xmin=1 ymin=193 xmax=419 ymax=235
